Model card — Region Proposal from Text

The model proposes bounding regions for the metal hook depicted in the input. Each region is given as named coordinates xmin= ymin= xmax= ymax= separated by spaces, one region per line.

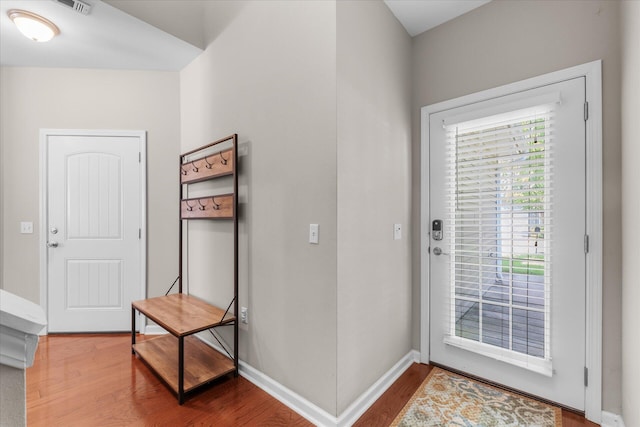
xmin=219 ymin=152 xmax=228 ymax=166
xmin=211 ymin=197 xmax=220 ymax=210
xmin=191 ymin=160 xmax=199 ymax=173
xmin=180 ymin=165 xmax=188 ymax=176
xmin=185 ymin=200 xmax=195 ymax=211
xmin=204 ymin=156 xmax=214 ymax=169
xmin=197 ymin=199 xmax=207 ymax=211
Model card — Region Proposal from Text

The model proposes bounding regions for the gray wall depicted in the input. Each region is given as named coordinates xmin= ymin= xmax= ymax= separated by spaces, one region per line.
xmin=179 ymin=0 xmax=339 ymax=415
xmin=0 ymin=67 xmax=180 ymax=310
xmin=336 ymin=0 xmax=412 ymax=414
xmin=180 ymin=0 xmax=414 ymax=416
xmin=411 ymin=0 xmax=622 ymax=413
xmin=0 ymin=365 xmax=25 ymax=426
xmin=621 ymin=1 xmax=640 ymax=425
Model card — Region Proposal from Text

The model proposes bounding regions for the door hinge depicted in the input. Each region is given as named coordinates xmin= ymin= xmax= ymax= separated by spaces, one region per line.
xmin=584 ymin=234 xmax=589 ymax=254
xmin=584 ymin=366 xmax=588 ymax=387
xmin=138 ymin=152 xmax=141 ymax=163
xmin=138 ymin=228 xmax=141 ymax=239
xmin=584 ymin=102 xmax=589 ymax=121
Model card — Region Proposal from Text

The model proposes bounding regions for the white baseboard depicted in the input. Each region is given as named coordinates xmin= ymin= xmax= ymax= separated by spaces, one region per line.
xmin=239 ymin=360 xmax=337 ymax=427
xmin=601 ymin=411 xmax=626 ymax=427
xmin=142 ymin=325 xmax=166 ymax=335
xmin=240 ymin=349 xmax=419 ymax=427
xmin=189 ymin=333 xmax=419 ymax=427
xmin=335 ymin=350 xmax=420 ymax=427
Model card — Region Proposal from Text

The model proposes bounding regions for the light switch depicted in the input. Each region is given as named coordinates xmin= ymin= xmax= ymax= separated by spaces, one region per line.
xmin=20 ymin=222 xmax=33 ymax=234
xmin=309 ymin=224 xmax=319 ymax=244
xmin=394 ymin=223 xmax=402 ymax=240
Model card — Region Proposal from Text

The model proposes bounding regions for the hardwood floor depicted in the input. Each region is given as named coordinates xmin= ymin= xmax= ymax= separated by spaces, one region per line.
xmin=27 ymin=334 xmax=599 ymax=426
xmin=27 ymin=334 xmax=310 ymax=426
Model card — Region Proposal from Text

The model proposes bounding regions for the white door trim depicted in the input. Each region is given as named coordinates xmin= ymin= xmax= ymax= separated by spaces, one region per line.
xmin=39 ymin=129 xmax=147 ymax=335
xmin=419 ymin=60 xmax=602 ymax=422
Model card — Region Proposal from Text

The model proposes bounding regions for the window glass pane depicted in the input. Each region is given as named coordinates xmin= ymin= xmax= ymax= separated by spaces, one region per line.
xmin=455 ymin=300 xmax=479 ymax=342
xmin=512 ymin=308 xmax=545 ymax=357
xmin=448 ymin=109 xmax=551 ymax=361
xmin=481 ymin=303 xmax=510 ymax=350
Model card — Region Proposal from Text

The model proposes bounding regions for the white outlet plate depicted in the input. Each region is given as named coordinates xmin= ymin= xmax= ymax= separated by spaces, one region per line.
xmin=394 ymin=223 xmax=402 ymax=240
xmin=20 ymin=222 xmax=33 ymax=234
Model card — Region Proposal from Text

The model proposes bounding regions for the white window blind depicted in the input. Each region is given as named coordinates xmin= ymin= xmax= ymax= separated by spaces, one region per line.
xmin=443 ymin=104 xmax=555 ymax=375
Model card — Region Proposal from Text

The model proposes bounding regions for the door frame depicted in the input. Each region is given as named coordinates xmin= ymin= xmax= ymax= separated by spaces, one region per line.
xmin=39 ymin=129 xmax=147 ymax=334
xmin=419 ymin=60 xmax=602 ymax=422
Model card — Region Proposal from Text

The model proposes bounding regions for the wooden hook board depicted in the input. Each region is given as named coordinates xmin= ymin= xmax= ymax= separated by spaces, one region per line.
xmin=181 ymin=194 xmax=234 ymax=219
xmin=181 ymin=148 xmax=234 ymax=185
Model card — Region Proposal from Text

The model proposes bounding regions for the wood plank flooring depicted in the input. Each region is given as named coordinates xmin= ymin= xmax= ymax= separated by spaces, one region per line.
xmin=27 ymin=334 xmax=598 ymax=426
xmin=27 ymin=334 xmax=310 ymax=426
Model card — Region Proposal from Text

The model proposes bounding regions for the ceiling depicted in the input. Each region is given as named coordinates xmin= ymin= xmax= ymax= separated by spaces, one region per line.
xmin=0 ymin=0 xmax=202 ymax=70
xmin=384 ymin=0 xmax=491 ymax=37
xmin=0 ymin=0 xmax=490 ymax=70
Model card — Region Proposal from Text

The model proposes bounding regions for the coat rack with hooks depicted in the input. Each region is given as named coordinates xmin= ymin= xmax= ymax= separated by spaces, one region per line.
xmin=131 ymin=134 xmax=239 ymax=404
xmin=180 ymin=147 xmax=234 ymax=184
xmin=181 ymin=194 xmax=234 ymax=219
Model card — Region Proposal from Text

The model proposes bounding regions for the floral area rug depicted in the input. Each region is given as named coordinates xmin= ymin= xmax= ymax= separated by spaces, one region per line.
xmin=391 ymin=367 xmax=562 ymax=427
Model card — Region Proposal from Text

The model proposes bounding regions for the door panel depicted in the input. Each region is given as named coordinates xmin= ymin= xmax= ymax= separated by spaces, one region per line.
xmin=67 ymin=153 xmax=122 ymax=239
xmin=47 ymin=134 xmax=142 ymax=332
xmin=428 ymin=78 xmax=586 ymax=410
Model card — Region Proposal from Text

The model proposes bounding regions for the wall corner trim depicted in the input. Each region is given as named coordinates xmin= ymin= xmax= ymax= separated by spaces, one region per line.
xmin=601 ymin=411 xmax=626 ymax=427
xmin=240 ymin=350 xmax=420 ymax=427
xmin=335 ymin=350 xmax=420 ymax=427
xmin=192 ymin=333 xmax=418 ymax=426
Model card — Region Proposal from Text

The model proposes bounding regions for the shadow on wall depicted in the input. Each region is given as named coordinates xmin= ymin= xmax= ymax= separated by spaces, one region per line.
xmin=203 ymin=1 xmax=248 ymax=47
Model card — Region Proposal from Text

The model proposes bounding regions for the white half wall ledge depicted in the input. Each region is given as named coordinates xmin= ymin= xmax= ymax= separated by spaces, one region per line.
xmin=601 ymin=411 xmax=626 ymax=427
xmin=0 ymin=289 xmax=47 ymax=369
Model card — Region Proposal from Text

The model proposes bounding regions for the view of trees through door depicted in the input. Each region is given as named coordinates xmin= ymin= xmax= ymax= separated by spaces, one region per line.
xmin=452 ymin=113 xmax=550 ymax=360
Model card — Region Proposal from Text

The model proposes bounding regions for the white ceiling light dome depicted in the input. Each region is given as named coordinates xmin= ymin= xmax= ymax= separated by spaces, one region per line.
xmin=8 ymin=9 xmax=60 ymax=42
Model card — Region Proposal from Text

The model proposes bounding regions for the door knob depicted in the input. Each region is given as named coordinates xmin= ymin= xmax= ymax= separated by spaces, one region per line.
xmin=47 ymin=241 xmax=59 ymax=248
xmin=432 ymin=247 xmax=449 ymax=256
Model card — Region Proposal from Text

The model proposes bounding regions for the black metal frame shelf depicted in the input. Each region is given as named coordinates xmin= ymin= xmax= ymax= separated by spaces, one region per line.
xmin=131 ymin=134 xmax=239 ymax=404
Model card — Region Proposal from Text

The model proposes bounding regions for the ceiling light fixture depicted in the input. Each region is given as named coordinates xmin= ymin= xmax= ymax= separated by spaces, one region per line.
xmin=7 ymin=10 xmax=60 ymax=42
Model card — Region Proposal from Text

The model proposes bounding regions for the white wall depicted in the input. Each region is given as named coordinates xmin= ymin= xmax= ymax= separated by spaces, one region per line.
xmin=179 ymin=1 xmax=338 ymax=415
xmin=411 ymin=0 xmax=623 ymax=413
xmin=336 ymin=0 xmax=412 ymax=414
xmin=620 ymin=1 xmax=640 ymax=426
xmin=0 ymin=67 xmax=180 ymax=308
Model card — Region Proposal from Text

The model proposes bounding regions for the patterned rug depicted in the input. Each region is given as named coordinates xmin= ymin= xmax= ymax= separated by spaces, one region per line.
xmin=391 ymin=367 xmax=562 ymax=427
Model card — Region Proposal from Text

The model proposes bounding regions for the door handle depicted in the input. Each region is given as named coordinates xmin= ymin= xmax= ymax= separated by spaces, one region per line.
xmin=47 ymin=241 xmax=59 ymax=248
xmin=432 ymin=247 xmax=449 ymax=256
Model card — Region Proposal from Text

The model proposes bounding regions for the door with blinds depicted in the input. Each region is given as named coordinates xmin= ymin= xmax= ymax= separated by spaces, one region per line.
xmin=428 ymin=77 xmax=586 ymax=410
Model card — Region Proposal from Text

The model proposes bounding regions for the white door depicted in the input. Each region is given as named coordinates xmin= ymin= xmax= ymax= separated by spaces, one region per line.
xmin=45 ymin=132 xmax=144 ymax=332
xmin=428 ymin=78 xmax=586 ymax=410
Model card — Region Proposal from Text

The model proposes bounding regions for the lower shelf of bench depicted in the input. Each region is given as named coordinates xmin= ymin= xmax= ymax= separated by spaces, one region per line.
xmin=133 ymin=334 xmax=235 ymax=395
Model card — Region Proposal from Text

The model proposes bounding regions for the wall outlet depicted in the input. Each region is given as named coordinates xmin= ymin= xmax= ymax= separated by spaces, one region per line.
xmin=394 ymin=223 xmax=402 ymax=240
xmin=20 ymin=222 xmax=33 ymax=234
xmin=240 ymin=307 xmax=248 ymax=324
